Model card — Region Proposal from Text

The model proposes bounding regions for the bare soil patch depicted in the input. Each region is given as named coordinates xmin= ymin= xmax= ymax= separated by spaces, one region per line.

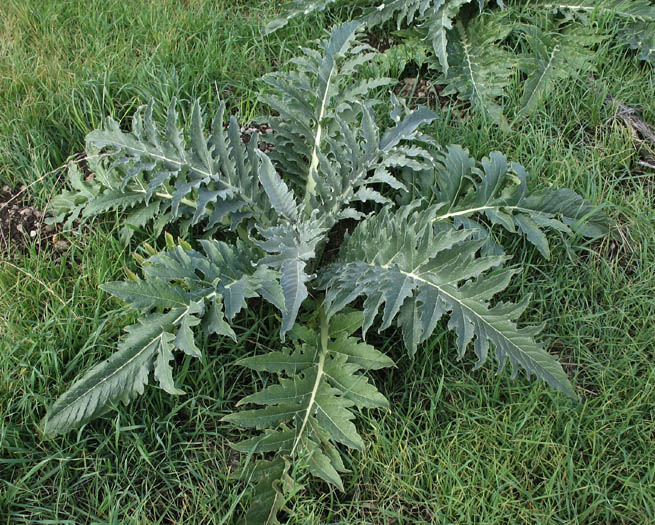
xmin=0 ymin=186 xmax=65 ymax=260
xmin=240 ymin=122 xmax=274 ymax=153
xmin=395 ymin=77 xmax=454 ymax=110
xmin=365 ymin=31 xmax=393 ymax=53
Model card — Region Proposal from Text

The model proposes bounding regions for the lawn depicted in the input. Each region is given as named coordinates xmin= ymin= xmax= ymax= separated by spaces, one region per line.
xmin=1 ymin=0 xmax=654 ymax=523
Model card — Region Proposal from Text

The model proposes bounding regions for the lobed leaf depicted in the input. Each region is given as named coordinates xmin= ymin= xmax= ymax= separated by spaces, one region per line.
xmin=318 ymin=205 xmax=576 ymax=397
xmin=43 ymin=309 xmax=185 ymax=435
xmin=412 ymin=145 xmax=609 ymax=258
xmin=255 ymin=217 xmax=329 ymax=338
xmin=226 ymin=312 xmax=393 ymax=521
xmin=518 ymin=24 xmax=604 ymax=117
xmin=439 ymin=15 xmax=514 ymax=129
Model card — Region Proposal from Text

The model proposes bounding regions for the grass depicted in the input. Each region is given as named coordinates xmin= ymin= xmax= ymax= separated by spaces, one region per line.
xmin=1 ymin=0 xmax=654 ymax=523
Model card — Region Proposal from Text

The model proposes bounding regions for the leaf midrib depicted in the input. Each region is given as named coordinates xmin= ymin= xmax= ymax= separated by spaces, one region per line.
xmin=96 ymin=132 xmax=263 ymax=217
xmin=303 ymin=58 xmax=336 ymax=210
xmin=521 ymin=44 xmax=560 ymax=113
xmin=433 ymin=203 xmax=574 ymax=222
xmin=48 ymin=298 xmax=214 ymax=427
xmin=369 ymin=262 xmax=564 ymax=388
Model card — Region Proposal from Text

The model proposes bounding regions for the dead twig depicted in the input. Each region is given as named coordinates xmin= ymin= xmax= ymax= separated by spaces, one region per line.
xmin=610 ymin=99 xmax=655 ymax=147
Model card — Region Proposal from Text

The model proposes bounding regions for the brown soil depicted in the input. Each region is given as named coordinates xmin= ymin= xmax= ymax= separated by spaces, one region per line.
xmin=365 ymin=31 xmax=394 ymax=53
xmin=395 ymin=77 xmax=463 ymax=114
xmin=0 ymin=185 xmax=65 ymax=260
xmin=240 ymin=122 xmax=274 ymax=153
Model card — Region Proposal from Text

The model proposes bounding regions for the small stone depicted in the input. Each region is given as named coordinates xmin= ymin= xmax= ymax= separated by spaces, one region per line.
xmin=54 ymin=240 xmax=69 ymax=251
xmin=16 ymin=224 xmax=24 ymax=233
xmin=30 ymin=230 xmax=37 ymax=238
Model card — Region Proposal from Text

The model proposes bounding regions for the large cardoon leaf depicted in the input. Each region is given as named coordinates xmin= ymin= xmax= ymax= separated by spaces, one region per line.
xmin=265 ymin=49 xmax=436 ymax=226
xmin=225 ymin=312 xmax=393 ymax=523
xmin=518 ymin=24 xmax=604 ymax=117
xmin=439 ymin=14 xmax=514 ymax=129
xmin=43 ymin=308 xmax=185 ymax=434
xmin=44 ymin=239 xmax=284 ymax=434
xmin=412 ymin=145 xmax=609 ymax=259
xmin=260 ymin=23 xmax=437 ymax=225
xmin=104 ymin=239 xmax=284 ymax=320
xmin=301 ymin=20 xmax=358 ymax=208
xmin=260 ymin=21 xmax=411 ymax=213
xmin=51 ymin=99 xmax=278 ymax=237
xmin=318 ymin=205 xmax=575 ymax=397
